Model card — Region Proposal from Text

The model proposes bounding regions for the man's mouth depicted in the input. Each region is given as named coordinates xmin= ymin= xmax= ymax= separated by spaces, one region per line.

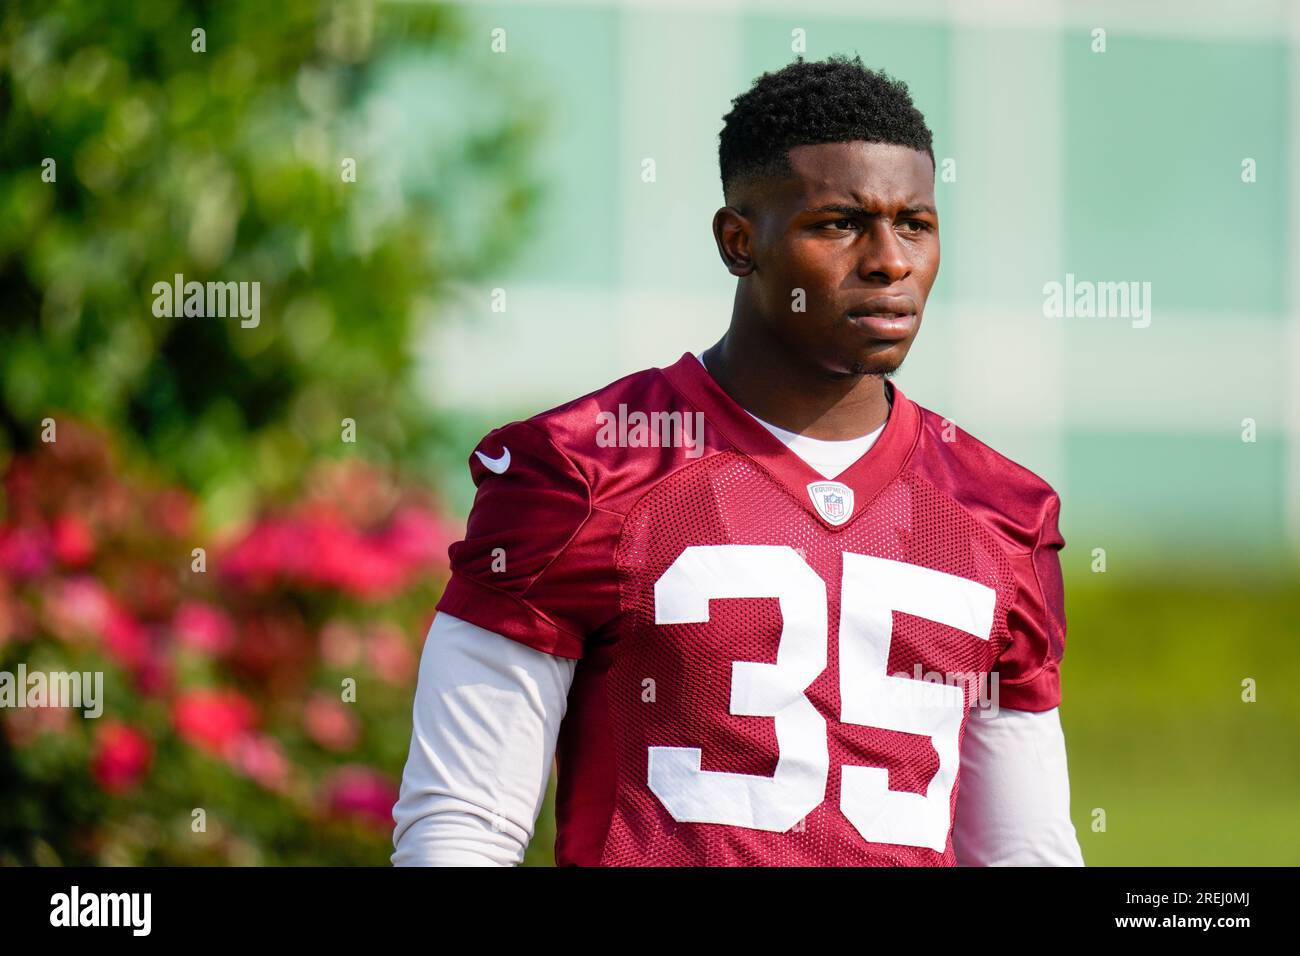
xmin=845 ymin=297 xmax=917 ymax=341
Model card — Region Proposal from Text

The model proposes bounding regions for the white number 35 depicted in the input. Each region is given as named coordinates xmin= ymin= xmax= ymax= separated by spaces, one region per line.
xmin=649 ymin=544 xmax=996 ymax=852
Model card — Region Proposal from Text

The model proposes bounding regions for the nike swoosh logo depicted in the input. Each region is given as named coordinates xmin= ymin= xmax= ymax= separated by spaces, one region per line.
xmin=475 ymin=447 xmax=511 ymax=474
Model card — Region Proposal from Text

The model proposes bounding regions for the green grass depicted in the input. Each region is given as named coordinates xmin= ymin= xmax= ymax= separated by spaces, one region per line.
xmin=1063 ymin=570 xmax=1300 ymax=865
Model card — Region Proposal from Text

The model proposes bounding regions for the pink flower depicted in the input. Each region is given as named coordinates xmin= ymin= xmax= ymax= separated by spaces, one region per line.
xmin=319 ymin=619 xmax=362 ymax=669
xmin=366 ymin=623 xmax=415 ymax=685
xmin=303 ymin=693 xmax=359 ymax=751
xmin=220 ymin=510 xmax=436 ymax=601
xmin=44 ymin=576 xmax=112 ymax=643
xmin=320 ymin=765 xmax=399 ymax=831
xmin=104 ymin=603 xmax=150 ymax=669
xmin=219 ymin=518 xmax=302 ymax=590
xmin=51 ymin=515 xmax=95 ymax=567
xmin=230 ymin=734 xmax=291 ymax=792
xmin=376 ymin=505 xmax=452 ymax=571
xmin=173 ymin=688 xmax=258 ymax=757
xmin=91 ymin=722 xmax=152 ymax=794
xmin=174 ymin=601 xmax=235 ymax=655
xmin=0 ymin=525 xmax=53 ymax=580
xmin=310 ymin=517 xmax=407 ymax=599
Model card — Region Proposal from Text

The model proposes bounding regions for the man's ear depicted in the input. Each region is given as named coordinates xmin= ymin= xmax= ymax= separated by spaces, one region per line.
xmin=713 ymin=206 xmax=756 ymax=277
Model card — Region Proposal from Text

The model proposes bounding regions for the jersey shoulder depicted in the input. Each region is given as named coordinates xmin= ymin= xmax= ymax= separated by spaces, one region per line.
xmin=907 ymin=400 xmax=1062 ymax=554
xmin=443 ymin=366 xmax=677 ymax=654
xmin=475 ymin=360 xmax=709 ymax=509
xmin=517 ymin=362 xmax=679 ymax=458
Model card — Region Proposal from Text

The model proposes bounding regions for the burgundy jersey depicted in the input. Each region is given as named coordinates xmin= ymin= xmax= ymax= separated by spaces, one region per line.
xmin=436 ymin=352 xmax=1067 ymax=866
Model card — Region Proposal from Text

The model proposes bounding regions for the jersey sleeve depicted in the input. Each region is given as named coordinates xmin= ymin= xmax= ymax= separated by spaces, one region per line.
xmin=993 ymin=490 xmax=1067 ymax=711
xmin=435 ymin=419 xmax=617 ymax=659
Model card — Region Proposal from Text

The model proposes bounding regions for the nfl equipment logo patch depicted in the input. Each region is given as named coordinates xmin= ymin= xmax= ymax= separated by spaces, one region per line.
xmin=806 ymin=480 xmax=855 ymax=527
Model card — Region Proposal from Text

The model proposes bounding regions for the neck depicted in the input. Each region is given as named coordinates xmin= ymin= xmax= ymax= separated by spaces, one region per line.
xmin=701 ymin=322 xmax=891 ymax=441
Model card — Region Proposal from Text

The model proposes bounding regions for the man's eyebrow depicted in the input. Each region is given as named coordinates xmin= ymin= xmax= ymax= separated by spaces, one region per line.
xmin=805 ymin=202 xmax=937 ymax=217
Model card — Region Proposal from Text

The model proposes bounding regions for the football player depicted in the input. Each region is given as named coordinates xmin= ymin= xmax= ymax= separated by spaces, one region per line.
xmin=393 ymin=54 xmax=1084 ymax=866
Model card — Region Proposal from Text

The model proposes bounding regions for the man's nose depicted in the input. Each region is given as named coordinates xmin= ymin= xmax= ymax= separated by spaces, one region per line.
xmin=856 ymin=220 xmax=911 ymax=283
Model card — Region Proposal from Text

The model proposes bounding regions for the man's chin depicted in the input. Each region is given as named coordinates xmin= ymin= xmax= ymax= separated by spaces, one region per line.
xmin=846 ymin=351 xmax=905 ymax=379
xmin=815 ymin=341 xmax=909 ymax=379
xmin=847 ymin=363 xmax=900 ymax=378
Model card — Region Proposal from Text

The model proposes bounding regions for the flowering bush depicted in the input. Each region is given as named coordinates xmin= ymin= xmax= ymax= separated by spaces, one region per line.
xmin=0 ymin=419 xmax=453 ymax=865
xmin=0 ymin=0 xmax=544 ymax=866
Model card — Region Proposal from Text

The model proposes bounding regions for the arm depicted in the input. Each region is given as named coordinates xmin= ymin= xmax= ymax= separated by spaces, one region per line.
xmin=393 ymin=419 xmax=614 ymax=865
xmin=391 ymin=612 xmax=576 ymax=866
xmin=952 ymin=706 xmax=1084 ymax=866
xmin=954 ymin=483 xmax=1082 ymax=865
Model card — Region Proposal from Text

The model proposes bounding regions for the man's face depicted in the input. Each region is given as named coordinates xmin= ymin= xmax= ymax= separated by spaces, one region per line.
xmin=723 ymin=141 xmax=939 ymax=377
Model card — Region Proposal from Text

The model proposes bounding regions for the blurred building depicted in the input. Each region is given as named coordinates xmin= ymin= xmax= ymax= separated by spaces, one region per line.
xmin=414 ymin=0 xmax=1299 ymax=572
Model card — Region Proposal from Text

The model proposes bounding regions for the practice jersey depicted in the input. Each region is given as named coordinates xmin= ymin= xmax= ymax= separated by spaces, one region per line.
xmin=436 ymin=351 xmax=1068 ymax=866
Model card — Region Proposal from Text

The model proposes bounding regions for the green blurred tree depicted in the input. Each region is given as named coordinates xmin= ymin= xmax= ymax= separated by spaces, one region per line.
xmin=0 ymin=0 xmax=545 ymax=522
xmin=0 ymin=0 xmax=554 ymax=865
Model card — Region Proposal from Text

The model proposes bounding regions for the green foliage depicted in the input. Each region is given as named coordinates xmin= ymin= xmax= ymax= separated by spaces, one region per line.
xmin=0 ymin=0 xmax=545 ymax=524
xmin=0 ymin=0 xmax=548 ymax=865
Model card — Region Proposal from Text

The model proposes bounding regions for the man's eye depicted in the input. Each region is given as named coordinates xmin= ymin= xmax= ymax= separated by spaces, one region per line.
xmin=821 ymin=219 xmax=858 ymax=230
xmin=899 ymin=219 xmax=931 ymax=233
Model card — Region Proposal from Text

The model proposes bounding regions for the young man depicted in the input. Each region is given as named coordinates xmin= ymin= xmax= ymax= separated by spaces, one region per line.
xmin=393 ymin=55 xmax=1084 ymax=866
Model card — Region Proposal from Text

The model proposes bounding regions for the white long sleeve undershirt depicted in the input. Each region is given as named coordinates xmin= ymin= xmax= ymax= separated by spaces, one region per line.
xmin=392 ymin=612 xmax=574 ymax=866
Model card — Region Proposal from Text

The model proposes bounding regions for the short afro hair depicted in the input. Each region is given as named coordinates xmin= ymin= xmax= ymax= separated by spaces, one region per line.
xmin=718 ymin=54 xmax=935 ymax=205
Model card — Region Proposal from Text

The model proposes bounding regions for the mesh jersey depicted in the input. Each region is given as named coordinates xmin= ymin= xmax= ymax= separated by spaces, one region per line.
xmin=436 ymin=352 xmax=1067 ymax=866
